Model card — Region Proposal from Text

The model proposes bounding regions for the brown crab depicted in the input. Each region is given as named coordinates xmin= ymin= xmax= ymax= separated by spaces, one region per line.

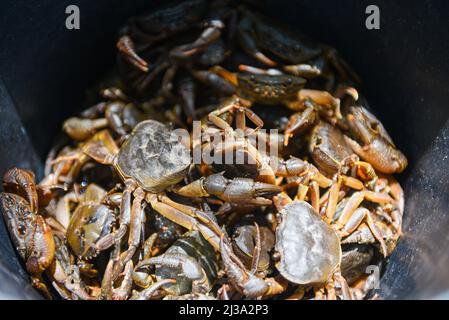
xmin=344 ymin=106 xmax=408 ymax=174
xmin=0 ymin=168 xmax=55 ymax=298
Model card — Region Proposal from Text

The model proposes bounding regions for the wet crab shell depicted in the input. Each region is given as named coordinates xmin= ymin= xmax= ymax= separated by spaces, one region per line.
xmin=116 ymin=120 xmax=191 ymax=192
xmin=275 ymin=201 xmax=341 ymax=285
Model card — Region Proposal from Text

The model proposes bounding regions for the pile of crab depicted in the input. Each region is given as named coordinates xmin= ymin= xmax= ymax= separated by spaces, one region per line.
xmin=0 ymin=0 xmax=407 ymax=300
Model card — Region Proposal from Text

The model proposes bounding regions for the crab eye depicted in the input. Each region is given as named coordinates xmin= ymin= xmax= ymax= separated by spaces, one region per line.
xmin=286 ymin=78 xmax=293 ymax=85
xmin=250 ymin=74 xmax=256 ymax=81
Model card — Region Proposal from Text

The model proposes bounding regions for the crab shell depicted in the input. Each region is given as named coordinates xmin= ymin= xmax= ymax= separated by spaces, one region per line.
xmin=66 ymin=203 xmax=115 ymax=259
xmin=309 ymin=121 xmax=354 ymax=176
xmin=275 ymin=201 xmax=341 ymax=285
xmin=115 ymin=120 xmax=191 ymax=192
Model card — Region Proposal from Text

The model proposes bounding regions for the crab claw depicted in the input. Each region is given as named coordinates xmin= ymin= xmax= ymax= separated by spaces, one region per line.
xmin=220 ymin=235 xmax=268 ymax=298
xmin=170 ymin=23 xmax=223 ymax=59
xmin=284 ymin=103 xmax=317 ymax=146
xmin=237 ymin=21 xmax=277 ymax=67
xmin=344 ymin=106 xmax=408 ymax=174
xmin=137 ymin=253 xmax=204 ymax=281
xmin=117 ymin=35 xmax=149 ymax=72
xmin=344 ymin=136 xmax=408 ymax=174
xmin=63 ymin=117 xmax=108 ymax=141
xmin=176 ymin=173 xmax=281 ymax=206
xmin=3 ymin=168 xmax=38 ymax=213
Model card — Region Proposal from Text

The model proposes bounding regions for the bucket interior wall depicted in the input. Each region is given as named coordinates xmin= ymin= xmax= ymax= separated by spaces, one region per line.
xmin=0 ymin=0 xmax=448 ymax=299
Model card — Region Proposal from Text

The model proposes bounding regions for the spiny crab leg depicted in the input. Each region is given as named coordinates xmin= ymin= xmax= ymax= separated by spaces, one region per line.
xmin=237 ymin=17 xmax=277 ymax=67
xmin=314 ymin=270 xmax=352 ymax=300
xmin=324 ymin=173 xmax=380 ymax=221
xmin=207 ymin=96 xmax=263 ymax=132
xmin=298 ymin=90 xmax=341 ymax=118
xmin=338 ymin=207 xmax=388 ymax=257
xmin=209 ymin=65 xmax=238 ymax=86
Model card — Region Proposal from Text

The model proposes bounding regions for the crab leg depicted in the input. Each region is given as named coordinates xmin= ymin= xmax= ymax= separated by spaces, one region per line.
xmin=101 ymin=258 xmax=133 ymax=300
xmin=190 ymin=69 xmax=236 ymax=95
xmin=283 ymin=64 xmax=321 ymax=78
xmin=157 ymin=194 xmax=222 ymax=236
xmin=340 ymin=207 xmax=388 ymax=257
xmin=309 ymin=181 xmax=320 ymax=213
xmin=325 ymin=176 xmax=342 ymax=221
xmin=250 ymin=222 xmax=262 ymax=274
xmin=333 ymin=271 xmax=353 ymax=300
xmin=147 ymin=194 xmax=221 ymax=251
xmin=112 ymin=187 xmax=145 ymax=278
xmin=334 ymin=190 xmax=392 ymax=256
xmin=94 ymin=180 xmax=135 ymax=252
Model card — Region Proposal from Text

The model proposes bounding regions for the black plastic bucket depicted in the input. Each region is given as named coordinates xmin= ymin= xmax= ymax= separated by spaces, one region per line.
xmin=0 ymin=0 xmax=448 ymax=299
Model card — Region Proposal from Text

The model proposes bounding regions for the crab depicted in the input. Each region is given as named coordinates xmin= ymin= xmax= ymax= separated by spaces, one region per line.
xmin=134 ymin=230 xmax=218 ymax=297
xmin=117 ymin=0 xmax=236 ymax=112
xmin=209 ymin=66 xmax=343 ymax=146
xmin=344 ymin=106 xmax=408 ymax=174
xmin=47 ymin=234 xmax=99 ymax=300
xmin=273 ymin=194 xmax=342 ymax=285
xmin=236 ymin=9 xmax=360 ymax=85
xmin=232 ymin=223 xmax=275 ymax=276
xmin=219 ymin=232 xmax=288 ymax=299
xmin=65 ymin=184 xmax=116 ymax=260
xmin=63 ymin=87 xmax=146 ymax=141
xmin=0 ymin=168 xmax=55 ymax=298
xmin=80 ymin=120 xmax=279 ymax=278
xmin=337 ymin=175 xmax=405 ymax=258
xmin=308 ymin=121 xmax=356 ymax=177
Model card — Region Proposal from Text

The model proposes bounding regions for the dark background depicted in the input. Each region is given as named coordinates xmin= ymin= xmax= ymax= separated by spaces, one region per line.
xmin=0 ymin=0 xmax=449 ymax=299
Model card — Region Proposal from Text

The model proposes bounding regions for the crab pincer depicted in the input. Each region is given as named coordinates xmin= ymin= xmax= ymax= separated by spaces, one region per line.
xmin=175 ymin=173 xmax=281 ymax=206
